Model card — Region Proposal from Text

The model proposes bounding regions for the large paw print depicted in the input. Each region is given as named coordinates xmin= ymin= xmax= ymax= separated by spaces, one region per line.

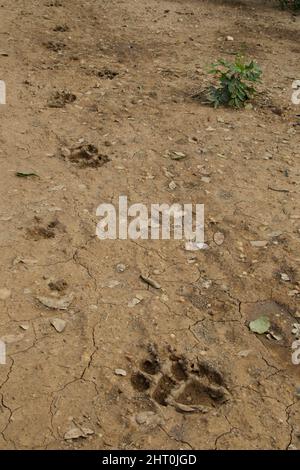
xmin=130 ymin=348 xmax=230 ymax=413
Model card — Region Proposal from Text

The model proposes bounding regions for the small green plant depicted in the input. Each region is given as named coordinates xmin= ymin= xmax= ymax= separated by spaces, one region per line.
xmin=208 ymin=57 xmax=262 ymax=108
xmin=278 ymin=0 xmax=300 ymax=11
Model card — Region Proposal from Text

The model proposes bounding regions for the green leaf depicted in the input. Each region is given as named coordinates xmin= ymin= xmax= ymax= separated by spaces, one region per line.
xmin=208 ymin=56 xmax=261 ymax=108
xmin=249 ymin=316 xmax=271 ymax=335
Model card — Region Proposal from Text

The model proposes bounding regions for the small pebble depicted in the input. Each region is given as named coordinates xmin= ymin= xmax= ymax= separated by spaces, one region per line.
xmin=250 ymin=240 xmax=268 ymax=248
xmin=50 ymin=318 xmax=67 ymax=333
xmin=213 ymin=232 xmax=225 ymax=246
xmin=116 ymin=263 xmax=126 ymax=273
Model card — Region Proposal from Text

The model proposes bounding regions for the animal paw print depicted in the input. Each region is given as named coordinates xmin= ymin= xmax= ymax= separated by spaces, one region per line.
xmin=130 ymin=347 xmax=230 ymax=413
xmin=26 ymin=217 xmax=65 ymax=240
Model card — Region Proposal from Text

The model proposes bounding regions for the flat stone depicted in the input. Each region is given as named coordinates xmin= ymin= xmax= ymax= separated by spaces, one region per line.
xmin=250 ymin=240 xmax=268 ymax=248
xmin=50 ymin=318 xmax=67 ymax=333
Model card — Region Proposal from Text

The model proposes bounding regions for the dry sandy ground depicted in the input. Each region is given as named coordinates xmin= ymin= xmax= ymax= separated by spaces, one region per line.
xmin=0 ymin=0 xmax=300 ymax=450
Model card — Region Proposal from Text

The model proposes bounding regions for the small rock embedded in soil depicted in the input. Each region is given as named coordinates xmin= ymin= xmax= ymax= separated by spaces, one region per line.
xmin=37 ymin=294 xmax=74 ymax=310
xmin=64 ymin=427 xmax=94 ymax=440
xmin=50 ymin=318 xmax=67 ymax=333
xmin=237 ymin=349 xmax=252 ymax=358
xmin=213 ymin=232 xmax=225 ymax=246
xmin=185 ymin=241 xmax=208 ymax=251
xmin=167 ymin=150 xmax=187 ymax=161
xmin=202 ymin=280 xmax=212 ymax=289
xmin=64 ymin=428 xmax=83 ymax=440
xmin=64 ymin=428 xmax=85 ymax=441
xmin=201 ymin=176 xmax=211 ymax=184
xmin=115 ymin=369 xmax=127 ymax=377
xmin=116 ymin=263 xmax=126 ymax=272
xmin=166 ymin=398 xmax=210 ymax=414
xmin=128 ymin=297 xmax=142 ymax=307
xmin=135 ymin=411 xmax=164 ymax=427
xmin=106 ymin=280 xmax=120 ymax=289
xmin=13 ymin=256 xmax=38 ymax=266
xmin=267 ymin=330 xmax=283 ymax=341
xmin=250 ymin=240 xmax=268 ymax=248
xmin=292 ymin=324 xmax=300 ymax=338
xmin=61 ymin=146 xmax=71 ymax=158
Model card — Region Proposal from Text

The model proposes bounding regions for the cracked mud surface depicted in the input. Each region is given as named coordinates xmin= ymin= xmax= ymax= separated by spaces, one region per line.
xmin=0 ymin=0 xmax=300 ymax=450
